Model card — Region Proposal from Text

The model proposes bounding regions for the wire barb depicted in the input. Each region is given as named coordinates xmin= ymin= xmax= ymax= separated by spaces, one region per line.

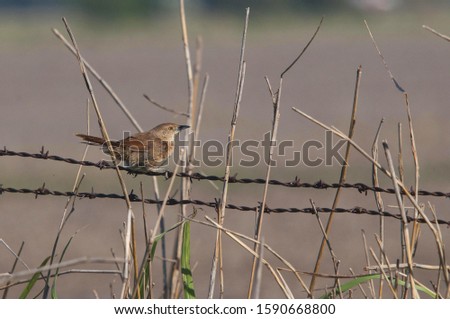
xmin=1 ymin=147 xmax=449 ymax=199
xmin=1 ymin=185 xmax=449 ymax=226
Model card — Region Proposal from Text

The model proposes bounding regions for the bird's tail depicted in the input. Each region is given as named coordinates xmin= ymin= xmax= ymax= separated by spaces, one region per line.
xmin=76 ymin=133 xmax=109 ymax=145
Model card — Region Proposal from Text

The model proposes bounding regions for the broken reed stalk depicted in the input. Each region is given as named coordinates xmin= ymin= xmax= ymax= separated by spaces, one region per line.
xmin=208 ymin=7 xmax=249 ymax=299
xmin=61 ymin=17 xmax=134 ymax=299
xmin=248 ymin=17 xmax=323 ymax=299
xmin=309 ymin=65 xmax=361 ymax=296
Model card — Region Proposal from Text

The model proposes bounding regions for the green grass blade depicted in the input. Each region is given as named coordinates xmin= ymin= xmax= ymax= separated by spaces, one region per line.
xmin=320 ymin=274 xmax=437 ymax=299
xmin=181 ymin=221 xmax=195 ymax=299
xmin=51 ymin=233 xmax=77 ymax=299
xmin=135 ymin=220 xmax=185 ymax=298
xmin=320 ymin=274 xmax=380 ymax=299
xmin=19 ymin=256 xmax=51 ymax=299
xmin=150 ymin=220 xmax=185 ymax=260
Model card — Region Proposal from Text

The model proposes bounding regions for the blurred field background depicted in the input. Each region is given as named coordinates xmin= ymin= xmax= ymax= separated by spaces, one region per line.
xmin=1 ymin=0 xmax=450 ymax=298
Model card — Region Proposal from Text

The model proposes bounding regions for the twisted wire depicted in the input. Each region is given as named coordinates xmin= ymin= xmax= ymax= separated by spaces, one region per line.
xmin=2 ymin=147 xmax=450 ymax=198
xmin=1 ymin=185 xmax=449 ymax=226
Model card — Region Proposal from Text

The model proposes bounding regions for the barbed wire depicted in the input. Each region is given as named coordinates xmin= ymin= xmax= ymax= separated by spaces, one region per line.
xmin=2 ymin=147 xmax=450 ymax=199
xmin=1 ymin=184 xmax=449 ymax=226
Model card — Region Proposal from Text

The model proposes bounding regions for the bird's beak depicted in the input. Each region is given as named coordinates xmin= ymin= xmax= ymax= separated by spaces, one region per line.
xmin=178 ymin=125 xmax=190 ymax=132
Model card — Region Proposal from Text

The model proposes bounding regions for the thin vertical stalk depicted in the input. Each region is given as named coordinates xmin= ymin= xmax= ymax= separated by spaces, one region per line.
xmin=309 ymin=65 xmax=361 ymax=296
xmin=383 ymin=141 xmax=418 ymax=298
xmin=208 ymin=8 xmax=250 ymax=299
xmin=371 ymin=118 xmax=385 ymax=298
xmin=61 ymin=18 xmax=134 ymax=299
xmin=248 ymin=18 xmax=323 ymax=298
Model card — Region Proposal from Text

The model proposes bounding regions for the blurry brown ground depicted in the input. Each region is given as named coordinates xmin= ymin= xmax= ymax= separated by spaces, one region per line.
xmin=1 ymin=8 xmax=450 ymax=298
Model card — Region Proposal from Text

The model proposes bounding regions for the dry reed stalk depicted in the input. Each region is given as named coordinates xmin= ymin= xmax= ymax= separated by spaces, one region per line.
xmin=204 ymin=217 xmax=293 ymax=298
xmin=150 ymin=151 xmax=184 ymax=241
xmin=428 ymin=203 xmax=450 ymax=297
xmin=397 ymin=122 xmax=407 ymax=295
xmin=371 ymin=118 xmax=384 ymax=298
xmin=310 ymin=200 xmax=343 ymax=298
xmin=61 ymin=17 xmax=134 ymax=298
xmin=143 ymin=95 xmax=190 ymax=118
xmin=168 ymin=0 xmax=198 ymax=299
xmin=364 ymin=20 xmax=405 ymax=93
xmin=309 ymin=65 xmax=361 ymax=295
xmin=43 ymin=101 xmax=90 ymax=298
xmin=373 ymin=234 xmax=395 ymax=287
xmin=1 ymin=242 xmax=25 ymax=298
xmin=365 ymin=21 xmax=422 ymax=277
xmin=139 ymin=182 xmax=152 ymax=298
xmin=248 ymin=17 xmax=323 ymax=299
xmin=361 ymin=231 xmax=376 ymax=298
xmin=0 ymin=257 xmax=125 ymax=286
xmin=187 ymin=215 xmax=310 ymax=296
xmin=291 ymin=107 xmax=448 ymax=296
xmin=52 ymin=29 xmax=144 ymax=133
xmin=383 ymin=141 xmax=418 ymax=298
xmin=54 ymin=22 xmax=170 ymax=297
xmin=369 ymin=248 xmax=398 ymax=298
xmin=250 ymin=237 xmax=264 ymax=299
xmin=208 ymin=8 xmax=250 ymax=299
xmin=423 ymin=25 xmax=450 ymax=42
xmin=397 ymin=123 xmax=404 ymax=182
xmin=403 ymin=95 xmax=421 ymax=255
xmin=367 ymin=263 xmax=450 ymax=272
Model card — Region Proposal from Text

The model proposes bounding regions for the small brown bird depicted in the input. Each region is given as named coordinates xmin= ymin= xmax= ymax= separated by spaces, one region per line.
xmin=76 ymin=123 xmax=189 ymax=172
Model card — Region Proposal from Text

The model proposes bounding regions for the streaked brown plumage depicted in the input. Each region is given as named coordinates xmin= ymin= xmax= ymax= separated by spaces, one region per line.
xmin=76 ymin=123 xmax=189 ymax=172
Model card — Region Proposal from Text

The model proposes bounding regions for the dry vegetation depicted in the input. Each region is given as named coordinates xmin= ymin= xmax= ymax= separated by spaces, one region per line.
xmin=1 ymin=1 xmax=450 ymax=299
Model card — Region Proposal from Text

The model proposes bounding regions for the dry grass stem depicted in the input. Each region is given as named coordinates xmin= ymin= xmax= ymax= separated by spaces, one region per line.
xmin=291 ymin=107 xmax=438 ymax=236
xmin=371 ymin=118 xmax=385 ymax=298
xmin=369 ymin=248 xmax=398 ymax=298
xmin=204 ymin=217 xmax=293 ymax=298
xmin=61 ymin=17 xmax=135 ymax=298
xmin=310 ymin=199 xmax=342 ymax=298
xmin=309 ymin=65 xmax=361 ymax=295
xmin=361 ymin=231 xmax=376 ymax=298
xmin=423 ymin=25 xmax=450 ymax=42
xmin=52 ymin=28 xmax=144 ymax=133
xmin=364 ymin=20 xmax=404 ymax=92
xmin=383 ymin=141 xmax=418 ymax=298
xmin=250 ymin=237 xmax=264 ymax=299
xmin=0 ymin=257 xmax=125 ymax=286
xmin=208 ymin=7 xmax=249 ymax=299
xmin=249 ymin=16 xmax=323 ymax=299
xmin=143 ymin=94 xmax=190 ymax=118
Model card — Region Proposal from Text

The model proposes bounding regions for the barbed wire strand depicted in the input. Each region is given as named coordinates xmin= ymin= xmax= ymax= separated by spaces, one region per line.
xmin=1 ymin=185 xmax=449 ymax=226
xmin=2 ymin=147 xmax=450 ymax=199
